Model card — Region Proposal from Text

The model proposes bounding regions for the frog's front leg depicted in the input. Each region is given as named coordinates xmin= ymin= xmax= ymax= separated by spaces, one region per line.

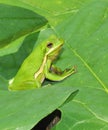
xmin=44 ymin=61 xmax=76 ymax=81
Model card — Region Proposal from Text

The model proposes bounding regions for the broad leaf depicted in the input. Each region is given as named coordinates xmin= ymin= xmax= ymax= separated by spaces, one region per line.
xmin=0 ymin=0 xmax=108 ymax=130
xmin=0 ymin=86 xmax=78 ymax=130
xmin=0 ymin=0 xmax=91 ymax=26
xmin=0 ymin=32 xmax=39 ymax=79
xmin=54 ymin=1 xmax=108 ymax=129
xmin=0 ymin=4 xmax=47 ymax=56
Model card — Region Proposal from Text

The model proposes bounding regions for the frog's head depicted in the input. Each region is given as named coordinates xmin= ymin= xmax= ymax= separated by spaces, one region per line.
xmin=43 ymin=35 xmax=64 ymax=60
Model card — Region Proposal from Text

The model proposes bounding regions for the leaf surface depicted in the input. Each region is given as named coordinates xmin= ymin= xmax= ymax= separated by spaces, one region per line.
xmin=0 ymin=0 xmax=108 ymax=130
xmin=0 ymin=4 xmax=47 ymax=56
xmin=54 ymin=1 xmax=108 ymax=129
xmin=0 ymin=86 xmax=77 ymax=130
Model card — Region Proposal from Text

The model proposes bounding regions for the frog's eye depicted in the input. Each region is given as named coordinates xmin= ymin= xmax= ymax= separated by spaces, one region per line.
xmin=47 ymin=43 xmax=53 ymax=48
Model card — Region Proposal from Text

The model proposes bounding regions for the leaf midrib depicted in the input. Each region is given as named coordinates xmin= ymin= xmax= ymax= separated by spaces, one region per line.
xmin=67 ymin=44 xmax=108 ymax=93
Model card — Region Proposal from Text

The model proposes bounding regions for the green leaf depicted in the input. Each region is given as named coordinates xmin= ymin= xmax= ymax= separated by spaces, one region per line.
xmin=0 ymin=0 xmax=108 ymax=130
xmin=54 ymin=1 xmax=108 ymax=129
xmin=0 ymin=75 xmax=8 ymax=90
xmin=0 ymin=4 xmax=47 ymax=56
xmin=0 ymin=32 xmax=39 ymax=79
xmin=0 ymin=0 xmax=91 ymax=26
xmin=0 ymin=86 xmax=78 ymax=130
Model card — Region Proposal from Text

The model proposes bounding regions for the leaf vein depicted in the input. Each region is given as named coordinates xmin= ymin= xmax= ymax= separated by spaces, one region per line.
xmin=73 ymin=100 xmax=108 ymax=123
xmin=68 ymin=44 xmax=108 ymax=93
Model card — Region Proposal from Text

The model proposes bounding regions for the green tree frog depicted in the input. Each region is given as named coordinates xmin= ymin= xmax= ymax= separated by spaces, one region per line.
xmin=9 ymin=35 xmax=76 ymax=90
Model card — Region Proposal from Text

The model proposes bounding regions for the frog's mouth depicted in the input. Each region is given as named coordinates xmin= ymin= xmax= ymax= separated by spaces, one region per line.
xmin=47 ymin=41 xmax=63 ymax=61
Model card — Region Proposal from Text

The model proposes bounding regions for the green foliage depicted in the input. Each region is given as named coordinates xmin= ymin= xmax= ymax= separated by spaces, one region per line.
xmin=0 ymin=4 xmax=47 ymax=56
xmin=55 ymin=1 xmax=108 ymax=129
xmin=0 ymin=86 xmax=78 ymax=130
xmin=0 ymin=0 xmax=108 ymax=130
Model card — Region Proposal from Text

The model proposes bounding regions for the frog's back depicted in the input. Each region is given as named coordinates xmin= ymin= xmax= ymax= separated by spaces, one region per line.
xmin=9 ymin=45 xmax=44 ymax=90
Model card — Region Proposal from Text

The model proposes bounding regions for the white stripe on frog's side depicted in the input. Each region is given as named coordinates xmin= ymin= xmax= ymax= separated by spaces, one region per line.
xmin=34 ymin=43 xmax=62 ymax=83
xmin=34 ymin=54 xmax=47 ymax=82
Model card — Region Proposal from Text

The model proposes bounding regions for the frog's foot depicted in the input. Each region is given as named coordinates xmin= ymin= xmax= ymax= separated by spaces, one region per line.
xmin=46 ymin=65 xmax=77 ymax=81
